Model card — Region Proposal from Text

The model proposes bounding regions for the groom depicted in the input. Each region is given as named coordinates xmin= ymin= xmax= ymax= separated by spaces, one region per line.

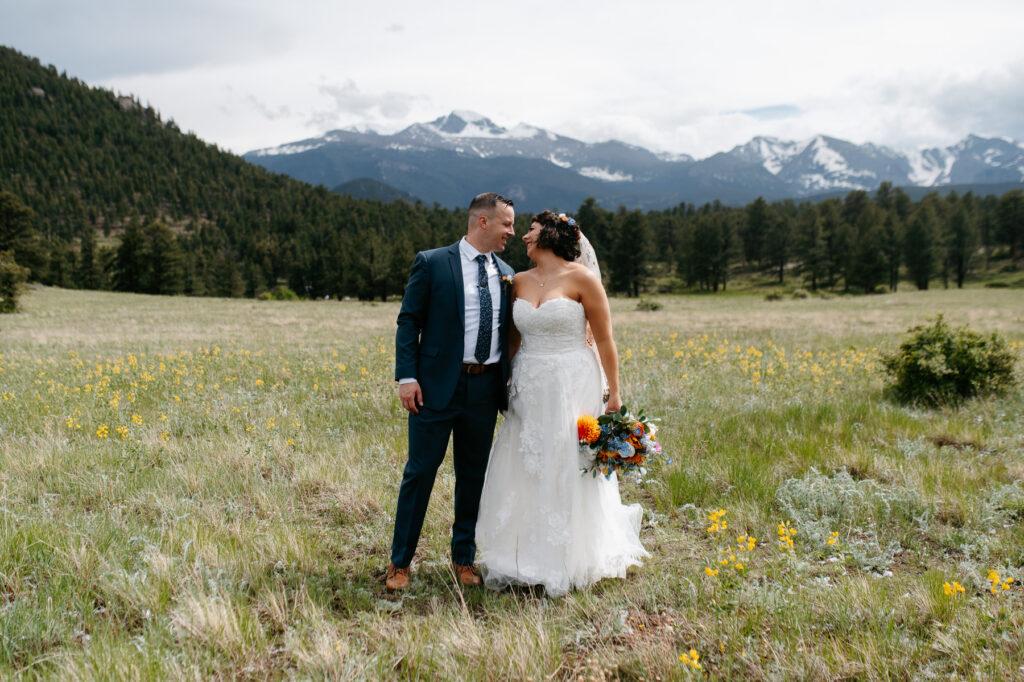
xmin=387 ymin=192 xmax=517 ymax=591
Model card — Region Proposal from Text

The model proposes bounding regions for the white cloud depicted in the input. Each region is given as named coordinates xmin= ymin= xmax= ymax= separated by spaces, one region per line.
xmin=1 ymin=0 xmax=291 ymax=79
xmin=3 ymin=0 xmax=1024 ymax=156
xmin=311 ymin=80 xmax=424 ymax=128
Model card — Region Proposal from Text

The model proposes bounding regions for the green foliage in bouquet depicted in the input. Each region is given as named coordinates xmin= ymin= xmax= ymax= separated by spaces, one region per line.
xmin=882 ymin=315 xmax=1016 ymax=407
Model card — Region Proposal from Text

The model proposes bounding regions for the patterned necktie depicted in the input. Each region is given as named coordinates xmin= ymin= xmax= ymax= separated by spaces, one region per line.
xmin=474 ymin=254 xmax=492 ymax=364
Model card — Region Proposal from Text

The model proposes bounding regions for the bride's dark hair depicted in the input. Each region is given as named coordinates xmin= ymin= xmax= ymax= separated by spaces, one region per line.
xmin=532 ymin=210 xmax=582 ymax=261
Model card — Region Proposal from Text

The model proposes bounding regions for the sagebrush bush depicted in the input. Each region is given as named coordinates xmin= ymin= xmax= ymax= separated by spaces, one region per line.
xmin=776 ymin=467 xmax=927 ymax=571
xmin=882 ymin=315 xmax=1016 ymax=406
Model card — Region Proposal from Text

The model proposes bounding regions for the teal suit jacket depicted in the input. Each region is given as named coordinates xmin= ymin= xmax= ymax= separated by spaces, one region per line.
xmin=395 ymin=241 xmax=515 ymax=410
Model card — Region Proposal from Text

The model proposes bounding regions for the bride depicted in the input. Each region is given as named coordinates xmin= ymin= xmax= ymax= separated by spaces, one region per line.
xmin=475 ymin=210 xmax=648 ymax=596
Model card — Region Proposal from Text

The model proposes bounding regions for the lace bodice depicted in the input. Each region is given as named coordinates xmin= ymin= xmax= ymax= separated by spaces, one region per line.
xmin=514 ymin=297 xmax=589 ymax=355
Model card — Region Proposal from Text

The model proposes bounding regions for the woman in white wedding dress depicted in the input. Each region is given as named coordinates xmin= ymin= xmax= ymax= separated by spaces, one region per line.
xmin=476 ymin=210 xmax=648 ymax=596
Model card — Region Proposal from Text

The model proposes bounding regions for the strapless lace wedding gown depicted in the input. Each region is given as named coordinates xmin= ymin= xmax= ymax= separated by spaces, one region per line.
xmin=476 ymin=298 xmax=648 ymax=596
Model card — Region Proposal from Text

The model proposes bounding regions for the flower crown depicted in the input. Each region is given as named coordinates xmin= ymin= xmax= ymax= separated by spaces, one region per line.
xmin=557 ymin=213 xmax=581 ymax=239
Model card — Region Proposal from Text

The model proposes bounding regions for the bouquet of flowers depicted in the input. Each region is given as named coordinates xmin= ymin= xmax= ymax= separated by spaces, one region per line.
xmin=577 ymin=406 xmax=665 ymax=481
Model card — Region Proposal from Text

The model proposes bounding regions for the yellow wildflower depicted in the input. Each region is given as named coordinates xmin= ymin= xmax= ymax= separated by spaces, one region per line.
xmin=706 ymin=509 xmax=727 ymax=533
xmin=679 ymin=649 xmax=701 ymax=670
xmin=943 ymin=581 xmax=965 ymax=597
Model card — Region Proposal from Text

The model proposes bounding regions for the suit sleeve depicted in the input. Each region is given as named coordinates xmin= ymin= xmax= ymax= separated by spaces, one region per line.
xmin=394 ymin=251 xmax=431 ymax=381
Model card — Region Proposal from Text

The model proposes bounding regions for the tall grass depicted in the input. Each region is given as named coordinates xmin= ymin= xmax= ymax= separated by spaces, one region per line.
xmin=0 ymin=287 xmax=1022 ymax=680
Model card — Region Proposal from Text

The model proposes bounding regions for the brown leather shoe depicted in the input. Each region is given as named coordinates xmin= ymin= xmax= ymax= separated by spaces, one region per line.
xmin=386 ymin=563 xmax=409 ymax=591
xmin=453 ymin=563 xmax=482 ymax=587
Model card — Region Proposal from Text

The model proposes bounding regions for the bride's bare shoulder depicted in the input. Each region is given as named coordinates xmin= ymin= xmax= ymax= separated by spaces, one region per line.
xmin=567 ymin=262 xmax=601 ymax=286
xmin=565 ymin=261 xmax=596 ymax=278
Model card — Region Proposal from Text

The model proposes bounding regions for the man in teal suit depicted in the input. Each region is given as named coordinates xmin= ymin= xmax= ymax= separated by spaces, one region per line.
xmin=387 ymin=192 xmax=516 ymax=591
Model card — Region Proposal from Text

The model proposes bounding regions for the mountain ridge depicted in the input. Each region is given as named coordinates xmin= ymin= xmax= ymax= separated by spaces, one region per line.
xmin=245 ymin=112 xmax=1024 ymax=210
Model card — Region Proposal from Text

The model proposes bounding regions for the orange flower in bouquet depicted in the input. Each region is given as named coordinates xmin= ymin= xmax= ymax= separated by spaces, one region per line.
xmin=577 ymin=415 xmax=601 ymax=443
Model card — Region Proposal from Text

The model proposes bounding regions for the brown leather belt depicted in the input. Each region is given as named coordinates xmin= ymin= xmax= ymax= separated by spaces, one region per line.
xmin=461 ymin=362 xmax=496 ymax=375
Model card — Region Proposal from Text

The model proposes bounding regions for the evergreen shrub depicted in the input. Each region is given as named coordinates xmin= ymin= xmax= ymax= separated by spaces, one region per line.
xmin=882 ymin=315 xmax=1016 ymax=406
xmin=258 ymin=285 xmax=300 ymax=301
xmin=635 ymin=298 xmax=662 ymax=311
xmin=0 ymin=250 xmax=30 ymax=313
xmin=984 ymin=278 xmax=1024 ymax=289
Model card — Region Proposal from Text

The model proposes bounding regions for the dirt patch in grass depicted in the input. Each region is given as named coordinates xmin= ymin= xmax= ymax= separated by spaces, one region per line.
xmin=928 ymin=434 xmax=982 ymax=450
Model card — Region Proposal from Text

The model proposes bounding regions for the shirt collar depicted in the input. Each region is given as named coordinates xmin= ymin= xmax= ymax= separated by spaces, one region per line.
xmin=459 ymin=237 xmax=492 ymax=264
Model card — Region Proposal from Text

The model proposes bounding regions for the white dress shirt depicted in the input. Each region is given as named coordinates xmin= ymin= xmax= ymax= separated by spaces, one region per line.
xmin=398 ymin=238 xmax=502 ymax=384
xmin=458 ymin=237 xmax=502 ymax=365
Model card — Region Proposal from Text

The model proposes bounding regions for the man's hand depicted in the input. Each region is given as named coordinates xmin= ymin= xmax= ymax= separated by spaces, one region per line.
xmin=399 ymin=381 xmax=424 ymax=414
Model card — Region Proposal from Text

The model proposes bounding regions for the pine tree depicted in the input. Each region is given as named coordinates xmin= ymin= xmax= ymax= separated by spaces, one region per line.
xmin=609 ymin=209 xmax=650 ymax=297
xmin=144 ymin=221 xmax=184 ymax=295
xmin=575 ymin=197 xmax=614 ymax=274
xmin=817 ymin=199 xmax=848 ymax=289
xmin=997 ymin=190 xmax=1023 ymax=268
xmin=795 ymin=206 xmax=828 ymax=290
xmin=978 ymin=195 xmax=999 ymax=269
xmin=113 ymin=220 xmax=146 ymax=291
xmin=0 ymin=190 xmax=34 ymax=253
xmin=880 ymin=213 xmax=903 ymax=291
xmin=0 ymin=250 xmax=30 ymax=313
xmin=764 ymin=212 xmax=793 ymax=284
xmin=212 ymin=249 xmax=244 ymax=297
xmin=76 ymin=225 xmax=101 ymax=289
xmin=741 ymin=197 xmax=770 ymax=266
xmin=904 ymin=204 xmax=938 ymax=290
xmin=842 ymin=191 xmax=880 ymax=290
xmin=715 ymin=211 xmax=737 ymax=291
xmin=687 ymin=213 xmax=721 ymax=291
xmin=0 ymin=190 xmax=43 ymax=279
xmin=945 ymin=205 xmax=978 ymax=288
xmin=183 ymin=251 xmax=208 ymax=296
xmin=45 ymin=241 xmax=76 ymax=288
xmin=848 ymin=224 xmax=887 ymax=292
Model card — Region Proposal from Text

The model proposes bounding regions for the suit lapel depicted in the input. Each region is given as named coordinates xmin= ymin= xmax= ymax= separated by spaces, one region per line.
xmin=495 ymin=257 xmax=512 ymax=327
xmin=447 ymin=242 xmax=465 ymax=331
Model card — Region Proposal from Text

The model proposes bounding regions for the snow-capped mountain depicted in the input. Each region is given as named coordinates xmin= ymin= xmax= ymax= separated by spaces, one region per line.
xmin=728 ymin=135 xmax=913 ymax=192
xmin=244 ymin=112 xmax=1024 ymax=209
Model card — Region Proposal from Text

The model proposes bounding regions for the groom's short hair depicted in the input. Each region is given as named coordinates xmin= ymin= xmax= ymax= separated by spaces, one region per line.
xmin=468 ymin=192 xmax=514 ymax=222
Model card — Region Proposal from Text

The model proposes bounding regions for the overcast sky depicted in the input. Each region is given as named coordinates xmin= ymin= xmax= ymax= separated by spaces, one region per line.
xmin=4 ymin=0 xmax=1023 ymax=158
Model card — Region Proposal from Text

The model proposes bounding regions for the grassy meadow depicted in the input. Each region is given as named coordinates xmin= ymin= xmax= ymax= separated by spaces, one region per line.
xmin=1 ymin=286 xmax=1023 ymax=680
